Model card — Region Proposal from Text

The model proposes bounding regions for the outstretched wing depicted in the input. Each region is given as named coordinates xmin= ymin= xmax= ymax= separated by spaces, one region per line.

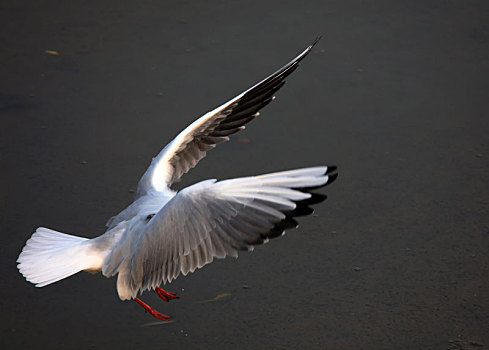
xmin=109 ymin=166 xmax=337 ymax=300
xmin=135 ymin=38 xmax=321 ymax=198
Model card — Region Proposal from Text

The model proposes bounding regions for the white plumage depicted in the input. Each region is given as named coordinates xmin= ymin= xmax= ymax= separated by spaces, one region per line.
xmin=17 ymin=38 xmax=338 ymax=317
xmin=19 ymin=228 xmax=96 ymax=287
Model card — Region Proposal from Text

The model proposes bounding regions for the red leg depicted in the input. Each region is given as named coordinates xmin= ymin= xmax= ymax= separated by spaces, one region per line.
xmin=154 ymin=286 xmax=180 ymax=302
xmin=132 ymin=297 xmax=171 ymax=321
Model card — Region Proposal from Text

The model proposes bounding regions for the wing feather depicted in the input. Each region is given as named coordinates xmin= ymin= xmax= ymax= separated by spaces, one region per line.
xmin=109 ymin=165 xmax=337 ymax=299
xmin=135 ymin=39 xmax=320 ymax=198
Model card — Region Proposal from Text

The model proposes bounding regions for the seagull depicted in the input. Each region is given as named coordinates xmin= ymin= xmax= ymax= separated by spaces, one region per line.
xmin=17 ymin=38 xmax=338 ymax=321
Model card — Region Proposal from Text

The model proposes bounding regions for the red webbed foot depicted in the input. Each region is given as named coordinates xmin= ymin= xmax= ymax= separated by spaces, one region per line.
xmin=154 ymin=286 xmax=180 ymax=302
xmin=133 ymin=297 xmax=171 ymax=321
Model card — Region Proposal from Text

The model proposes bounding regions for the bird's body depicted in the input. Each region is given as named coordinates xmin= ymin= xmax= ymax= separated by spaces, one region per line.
xmin=17 ymin=39 xmax=338 ymax=320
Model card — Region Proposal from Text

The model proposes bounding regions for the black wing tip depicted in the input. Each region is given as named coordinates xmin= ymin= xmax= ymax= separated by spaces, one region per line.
xmin=301 ymin=192 xmax=328 ymax=205
xmin=290 ymin=167 xmax=338 ymax=191
xmin=327 ymin=172 xmax=338 ymax=185
xmin=244 ymin=165 xmax=335 ymax=246
xmin=326 ymin=165 xmax=337 ymax=174
xmin=297 ymin=36 xmax=322 ymax=61
xmin=311 ymin=36 xmax=323 ymax=48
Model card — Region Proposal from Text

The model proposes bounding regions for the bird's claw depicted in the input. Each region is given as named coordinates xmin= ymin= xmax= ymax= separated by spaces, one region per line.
xmin=154 ymin=286 xmax=180 ymax=302
xmin=133 ymin=297 xmax=172 ymax=321
xmin=147 ymin=308 xmax=171 ymax=321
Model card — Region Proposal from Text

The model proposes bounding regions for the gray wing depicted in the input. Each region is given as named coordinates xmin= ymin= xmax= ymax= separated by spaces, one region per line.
xmin=134 ymin=38 xmax=321 ymax=198
xmin=109 ymin=166 xmax=337 ymax=300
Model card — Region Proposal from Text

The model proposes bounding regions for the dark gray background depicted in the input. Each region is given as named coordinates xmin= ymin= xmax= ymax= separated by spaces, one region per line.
xmin=1 ymin=1 xmax=488 ymax=349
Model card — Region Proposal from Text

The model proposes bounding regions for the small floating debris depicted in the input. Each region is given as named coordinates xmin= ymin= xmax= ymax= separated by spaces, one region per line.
xmin=469 ymin=340 xmax=484 ymax=347
xmin=80 ymin=160 xmax=88 ymax=165
xmin=140 ymin=320 xmax=175 ymax=327
xmin=242 ymin=284 xmax=249 ymax=289
xmin=353 ymin=267 xmax=361 ymax=271
xmin=238 ymin=137 xmax=250 ymax=144
xmin=448 ymin=339 xmax=484 ymax=349
xmin=44 ymin=50 xmax=59 ymax=56
xmin=198 ymin=293 xmax=232 ymax=303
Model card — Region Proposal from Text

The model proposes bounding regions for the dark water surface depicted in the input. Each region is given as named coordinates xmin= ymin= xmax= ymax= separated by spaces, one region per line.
xmin=1 ymin=1 xmax=488 ymax=349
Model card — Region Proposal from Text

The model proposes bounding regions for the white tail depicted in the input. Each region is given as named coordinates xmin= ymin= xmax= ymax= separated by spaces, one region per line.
xmin=17 ymin=227 xmax=103 ymax=287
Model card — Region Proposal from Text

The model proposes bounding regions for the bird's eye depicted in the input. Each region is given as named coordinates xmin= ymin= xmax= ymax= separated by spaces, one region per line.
xmin=146 ymin=214 xmax=155 ymax=221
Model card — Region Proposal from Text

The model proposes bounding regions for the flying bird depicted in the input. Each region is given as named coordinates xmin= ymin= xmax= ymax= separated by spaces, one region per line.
xmin=17 ymin=38 xmax=338 ymax=321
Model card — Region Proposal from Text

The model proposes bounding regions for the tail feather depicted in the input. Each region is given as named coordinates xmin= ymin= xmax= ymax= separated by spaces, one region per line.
xmin=17 ymin=227 xmax=102 ymax=287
